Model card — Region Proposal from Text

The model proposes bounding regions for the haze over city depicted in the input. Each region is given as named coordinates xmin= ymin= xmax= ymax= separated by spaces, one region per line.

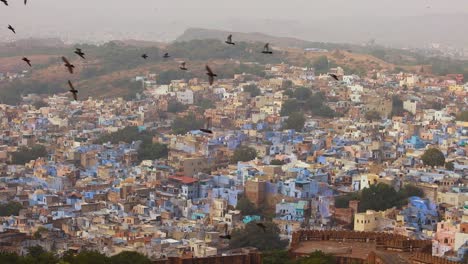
xmin=1 ymin=0 xmax=468 ymax=46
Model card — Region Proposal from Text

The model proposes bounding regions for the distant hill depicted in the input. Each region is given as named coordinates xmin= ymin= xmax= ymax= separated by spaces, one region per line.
xmin=175 ymin=28 xmax=353 ymax=50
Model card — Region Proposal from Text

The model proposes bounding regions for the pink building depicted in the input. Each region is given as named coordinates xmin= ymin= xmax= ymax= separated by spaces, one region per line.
xmin=433 ymin=221 xmax=457 ymax=257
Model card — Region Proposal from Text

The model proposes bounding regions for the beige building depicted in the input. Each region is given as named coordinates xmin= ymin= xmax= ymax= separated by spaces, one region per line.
xmin=354 ymin=209 xmax=396 ymax=232
xmin=437 ymin=191 xmax=468 ymax=208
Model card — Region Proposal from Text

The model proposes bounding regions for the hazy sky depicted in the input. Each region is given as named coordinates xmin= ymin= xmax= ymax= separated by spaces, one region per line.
xmin=1 ymin=0 xmax=468 ymax=44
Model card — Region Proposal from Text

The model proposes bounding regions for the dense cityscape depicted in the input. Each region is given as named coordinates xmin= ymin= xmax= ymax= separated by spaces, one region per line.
xmin=1 ymin=1 xmax=468 ymax=264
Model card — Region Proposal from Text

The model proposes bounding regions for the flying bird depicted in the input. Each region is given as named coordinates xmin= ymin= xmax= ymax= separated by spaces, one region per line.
xmin=163 ymin=53 xmax=170 ymax=59
xmin=179 ymin=61 xmax=187 ymax=71
xmin=7 ymin=25 xmax=15 ymax=34
xmin=62 ymin=56 xmax=75 ymax=74
xmin=205 ymin=65 xmax=217 ymax=86
xmin=141 ymin=54 xmax=148 ymax=59
xmin=22 ymin=57 xmax=31 ymax=67
xmin=219 ymin=234 xmax=231 ymax=240
xmin=256 ymin=223 xmax=267 ymax=232
xmin=328 ymin=73 xmax=339 ymax=81
xmin=68 ymin=80 xmax=78 ymax=101
xmin=1 ymin=0 xmax=8 ymax=6
xmin=200 ymin=117 xmax=213 ymax=134
xmin=225 ymin=34 xmax=235 ymax=45
xmin=74 ymin=48 xmax=85 ymax=59
xmin=262 ymin=43 xmax=273 ymax=54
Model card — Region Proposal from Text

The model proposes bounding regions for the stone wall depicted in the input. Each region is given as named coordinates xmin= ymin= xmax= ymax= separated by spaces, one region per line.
xmin=291 ymin=230 xmax=432 ymax=252
xmin=153 ymin=251 xmax=262 ymax=264
xmin=409 ymin=253 xmax=460 ymax=264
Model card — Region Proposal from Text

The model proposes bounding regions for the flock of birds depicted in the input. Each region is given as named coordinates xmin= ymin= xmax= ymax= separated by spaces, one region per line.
xmin=2 ymin=1 xmax=336 ymax=135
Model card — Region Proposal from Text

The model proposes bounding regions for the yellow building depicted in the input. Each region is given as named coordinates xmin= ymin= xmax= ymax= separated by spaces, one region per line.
xmin=437 ymin=191 xmax=468 ymax=208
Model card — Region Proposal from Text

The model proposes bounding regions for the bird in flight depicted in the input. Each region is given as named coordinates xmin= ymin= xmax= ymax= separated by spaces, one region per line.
xmin=7 ymin=25 xmax=15 ymax=34
xmin=1 ymin=0 xmax=8 ymax=6
xmin=328 ymin=73 xmax=339 ymax=81
xmin=22 ymin=57 xmax=31 ymax=67
xmin=262 ymin=43 xmax=273 ymax=54
xmin=225 ymin=34 xmax=235 ymax=45
xmin=74 ymin=48 xmax=85 ymax=59
xmin=68 ymin=80 xmax=78 ymax=101
xmin=200 ymin=117 xmax=213 ymax=134
xmin=163 ymin=53 xmax=170 ymax=59
xmin=62 ymin=57 xmax=75 ymax=74
xmin=256 ymin=223 xmax=267 ymax=232
xmin=205 ymin=65 xmax=217 ymax=86
xmin=179 ymin=61 xmax=188 ymax=71
xmin=141 ymin=54 xmax=148 ymax=59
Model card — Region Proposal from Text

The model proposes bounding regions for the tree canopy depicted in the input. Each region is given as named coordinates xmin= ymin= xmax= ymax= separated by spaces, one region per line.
xmin=11 ymin=144 xmax=47 ymax=165
xmin=171 ymin=114 xmax=204 ymax=135
xmin=94 ymin=127 xmax=167 ymax=161
xmin=284 ymin=112 xmax=306 ymax=131
xmin=335 ymin=184 xmax=424 ymax=212
xmin=270 ymin=159 xmax=286 ymax=166
xmin=236 ymin=197 xmax=259 ymax=216
xmin=281 ymin=91 xmax=337 ymax=118
xmin=0 ymin=248 xmax=151 ymax=264
xmin=229 ymin=222 xmax=288 ymax=252
xmin=456 ymin=111 xmax=468 ymax=122
xmin=0 ymin=201 xmax=24 ymax=217
xmin=365 ymin=111 xmax=381 ymax=121
xmin=421 ymin=148 xmax=445 ymax=167
xmin=243 ymin=84 xmax=261 ymax=97
xmin=231 ymin=146 xmax=257 ymax=164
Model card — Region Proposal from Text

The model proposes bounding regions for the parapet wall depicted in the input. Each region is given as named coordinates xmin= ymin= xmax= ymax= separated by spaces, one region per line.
xmin=291 ymin=230 xmax=432 ymax=252
xmin=409 ymin=253 xmax=460 ymax=264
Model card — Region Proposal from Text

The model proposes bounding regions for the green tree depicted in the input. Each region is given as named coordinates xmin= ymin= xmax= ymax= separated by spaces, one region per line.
xmin=33 ymin=227 xmax=48 ymax=239
xmin=109 ymin=251 xmax=151 ymax=264
xmin=70 ymin=251 xmax=109 ymax=264
xmin=456 ymin=111 xmax=468 ymax=122
xmin=262 ymin=250 xmax=294 ymax=264
xmin=313 ymin=56 xmax=329 ymax=74
xmin=33 ymin=100 xmax=48 ymax=109
xmin=11 ymin=144 xmax=48 ymax=165
xmin=21 ymin=246 xmax=58 ymax=264
xmin=284 ymin=112 xmax=306 ymax=131
xmin=95 ymin=127 xmax=154 ymax=145
xmin=196 ymin=98 xmax=215 ymax=110
xmin=399 ymin=185 xmax=425 ymax=199
xmin=229 ymin=222 xmax=288 ymax=252
xmin=158 ymin=70 xmax=194 ymax=85
xmin=280 ymin=99 xmax=301 ymax=116
xmin=365 ymin=111 xmax=381 ymax=121
xmin=359 ymin=183 xmax=399 ymax=212
xmin=270 ymin=159 xmax=286 ymax=166
xmin=167 ymin=101 xmax=188 ymax=113
xmin=0 ymin=252 xmax=20 ymax=263
xmin=421 ymin=148 xmax=445 ymax=167
xmin=391 ymin=95 xmax=404 ymax=117
xmin=0 ymin=201 xmax=23 ymax=216
xmin=334 ymin=193 xmax=360 ymax=209
xmin=231 ymin=146 xmax=257 ymax=164
xmin=243 ymin=84 xmax=261 ymax=97
xmin=171 ymin=114 xmax=204 ymax=135
xmin=236 ymin=197 xmax=259 ymax=216
xmin=445 ymin=161 xmax=455 ymax=171
xmin=293 ymin=87 xmax=312 ymax=101
xmin=137 ymin=143 xmax=168 ymax=161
